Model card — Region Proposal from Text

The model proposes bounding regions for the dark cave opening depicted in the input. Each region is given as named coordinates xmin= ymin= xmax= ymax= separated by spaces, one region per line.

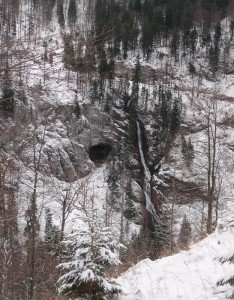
xmin=89 ymin=143 xmax=113 ymax=163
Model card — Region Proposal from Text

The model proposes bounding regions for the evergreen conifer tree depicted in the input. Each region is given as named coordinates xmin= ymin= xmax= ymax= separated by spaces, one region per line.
xmin=63 ymin=34 xmax=75 ymax=68
xmin=57 ymin=2 xmax=65 ymax=29
xmin=154 ymin=207 xmax=170 ymax=254
xmin=178 ymin=215 xmax=192 ymax=249
xmin=170 ymin=97 xmax=181 ymax=133
xmin=118 ymin=136 xmax=132 ymax=171
xmin=44 ymin=208 xmax=60 ymax=254
xmin=1 ymin=67 xmax=15 ymax=113
xmin=181 ymin=136 xmax=194 ymax=169
xmin=171 ymin=31 xmax=180 ymax=62
xmin=141 ymin=16 xmax=154 ymax=60
xmin=190 ymin=27 xmax=198 ymax=57
xmin=124 ymin=180 xmax=135 ymax=220
xmin=68 ymin=0 xmax=77 ymax=27
xmin=98 ymin=48 xmax=109 ymax=89
xmin=74 ymin=92 xmax=81 ymax=118
xmin=17 ymin=80 xmax=27 ymax=105
xmin=188 ymin=62 xmax=196 ymax=76
xmin=217 ymin=253 xmax=234 ymax=299
xmin=107 ymin=147 xmax=119 ymax=194
xmin=181 ymin=135 xmax=187 ymax=159
xmin=187 ymin=138 xmax=195 ymax=166
xmin=209 ymin=45 xmax=218 ymax=73
xmin=90 ymin=79 xmax=100 ymax=104
xmin=160 ymin=89 xmax=170 ymax=132
xmin=209 ymin=22 xmax=222 ymax=74
xmin=58 ymin=217 xmax=123 ymax=299
xmin=12 ymin=18 xmax=16 ymax=36
xmin=104 ymin=94 xmax=112 ymax=112
xmin=134 ymin=0 xmax=142 ymax=12
xmin=32 ymin=0 xmax=39 ymax=10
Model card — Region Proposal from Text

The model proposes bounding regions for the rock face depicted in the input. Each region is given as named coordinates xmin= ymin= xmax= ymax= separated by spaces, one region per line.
xmin=1 ymin=100 xmax=120 ymax=182
xmin=0 ymin=75 xmax=156 ymax=230
xmin=54 ymin=106 xmax=118 ymax=180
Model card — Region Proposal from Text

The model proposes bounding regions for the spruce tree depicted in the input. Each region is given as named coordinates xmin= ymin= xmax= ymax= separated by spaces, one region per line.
xmin=32 ymin=0 xmax=39 ymax=10
xmin=104 ymin=94 xmax=112 ymax=112
xmin=154 ymin=207 xmax=170 ymax=255
xmin=209 ymin=22 xmax=222 ymax=74
xmin=170 ymin=97 xmax=181 ymax=133
xmin=1 ymin=67 xmax=15 ymax=113
xmin=182 ymin=28 xmax=191 ymax=50
xmin=214 ymin=21 xmax=221 ymax=44
xmin=141 ymin=16 xmax=154 ymax=60
xmin=118 ymin=136 xmax=132 ymax=171
xmin=171 ymin=31 xmax=180 ymax=62
xmin=160 ymin=89 xmax=170 ymax=132
xmin=90 ymin=79 xmax=100 ymax=104
xmin=12 ymin=18 xmax=16 ymax=36
xmin=181 ymin=136 xmax=194 ymax=169
xmin=188 ymin=62 xmax=196 ymax=76
xmin=74 ymin=101 xmax=81 ymax=118
xmin=187 ymin=138 xmax=195 ymax=167
xmin=152 ymin=106 xmax=164 ymax=155
xmin=202 ymin=24 xmax=211 ymax=49
xmin=217 ymin=253 xmax=234 ymax=299
xmin=17 ymin=80 xmax=27 ymax=105
xmin=95 ymin=0 xmax=107 ymax=36
xmin=134 ymin=0 xmax=142 ymax=12
xmin=44 ymin=209 xmax=60 ymax=255
xmin=128 ymin=99 xmax=138 ymax=145
xmin=209 ymin=45 xmax=218 ymax=73
xmin=178 ymin=215 xmax=192 ymax=249
xmin=57 ymin=3 xmax=65 ymax=29
xmin=181 ymin=135 xmax=187 ymax=155
xmin=63 ymin=34 xmax=75 ymax=68
xmin=74 ymin=92 xmax=81 ymax=118
xmin=98 ymin=48 xmax=109 ymax=88
xmin=190 ymin=27 xmax=198 ymax=57
xmin=68 ymin=0 xmax=77 ymax=27
xmin=124 ymin=180 xmax=135 ymax=220
xmin=58 ymin=217 xmax=123 ymax=299
xmin=107 ymin=147 xmax=119 ymax=194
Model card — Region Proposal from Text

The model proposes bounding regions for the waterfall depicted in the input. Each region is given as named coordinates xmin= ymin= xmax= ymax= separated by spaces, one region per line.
xmin=137 ymin=121 xmax=160 ymax=227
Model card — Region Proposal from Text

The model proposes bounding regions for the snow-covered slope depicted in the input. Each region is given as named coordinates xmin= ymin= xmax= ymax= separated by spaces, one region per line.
xmin=2 ymin=1 xmax=234 ymax=299
xmin=117 ymin=225 xmax=234 ymax=300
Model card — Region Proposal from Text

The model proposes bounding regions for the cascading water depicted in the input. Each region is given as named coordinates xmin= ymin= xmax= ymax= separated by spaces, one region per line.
xmin=137 ymin=121 xmax=160 ymax=227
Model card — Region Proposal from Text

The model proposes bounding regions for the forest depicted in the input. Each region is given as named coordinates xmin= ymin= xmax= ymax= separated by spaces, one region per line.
xmin=1 ymin=0 xmax=234 ymax=299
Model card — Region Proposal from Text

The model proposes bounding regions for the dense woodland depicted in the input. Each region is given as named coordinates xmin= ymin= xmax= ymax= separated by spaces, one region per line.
xmin=0 ymin=0 xmax=234 ymax=299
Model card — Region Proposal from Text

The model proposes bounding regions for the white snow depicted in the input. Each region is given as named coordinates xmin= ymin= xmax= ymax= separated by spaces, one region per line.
xmin=117 ymin=226 xmax=234 ymax=300
xmin=4 ymin=3 xmax=234 ymax=300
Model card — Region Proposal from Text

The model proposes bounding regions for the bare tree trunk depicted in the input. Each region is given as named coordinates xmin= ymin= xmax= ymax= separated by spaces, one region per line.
xmin=28 ymin=121 xmax=47 ymax=299
xmin=206 ymin=98 xmax=218 ymax=234
xmin=207 ymin=111 xmax=212 ymax=234
xmin=170 ymin=174 xmax=175 ymax=255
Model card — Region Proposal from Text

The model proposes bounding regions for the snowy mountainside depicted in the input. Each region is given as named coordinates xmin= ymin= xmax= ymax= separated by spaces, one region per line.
xmin=3 ymin=9 xmax=227 ymax=240
xmin=117 ymin=224 xmax=234 ymax=300
xmin=0 ymin=0 xmax=145 ymax=246
xmin=1 ymin=0 xmax=234 ymax=299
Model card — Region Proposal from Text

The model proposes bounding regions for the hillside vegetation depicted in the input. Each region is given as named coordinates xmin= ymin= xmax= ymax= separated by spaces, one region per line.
xmin=1 ymin=0 xmax=234 ymax=299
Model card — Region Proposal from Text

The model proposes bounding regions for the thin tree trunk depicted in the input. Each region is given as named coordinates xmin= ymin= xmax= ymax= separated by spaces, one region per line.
xmin=28 ymin=121 xmax=47 ymax=299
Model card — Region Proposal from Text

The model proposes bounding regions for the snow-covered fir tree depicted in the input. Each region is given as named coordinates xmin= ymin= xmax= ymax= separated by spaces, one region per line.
xmin=154 ymin=206 xmax=171 ymax=255
xmin=217 ymin=252 xmax=234 ymax=299
xmin=177 ymin=215 xmax=192 ymax=250
xmin=44 ymin=208 xmax=60 ymax=255
xmin=57 ymin=213 xmax=123 ymax=299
